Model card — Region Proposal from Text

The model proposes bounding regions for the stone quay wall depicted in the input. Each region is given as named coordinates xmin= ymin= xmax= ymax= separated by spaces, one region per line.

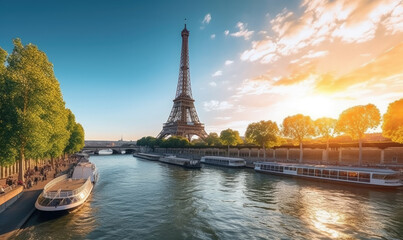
xmin=154 ymin=146 xmax=403 ymax=167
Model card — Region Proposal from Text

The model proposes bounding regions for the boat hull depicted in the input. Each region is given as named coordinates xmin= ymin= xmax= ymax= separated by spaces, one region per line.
xmin=133 ymin=153 xmax=160 ymax=161
xmin=159 ymin=158 xmax=201 ymax=169
xmin=35 ymin=183 xmax=94 ymax=212
xmin=201 ymin=161 xmax=245 ymax=168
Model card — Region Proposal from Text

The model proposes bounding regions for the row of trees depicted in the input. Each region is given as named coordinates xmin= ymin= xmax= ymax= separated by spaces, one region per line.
xmin=0 ymin=39 xmax=85 ymax=181
xmin=137 ymin=99 xmax=403 ymax=166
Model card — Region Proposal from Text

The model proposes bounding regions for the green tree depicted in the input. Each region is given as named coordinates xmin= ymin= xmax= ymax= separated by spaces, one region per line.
xmin=245 ymin=120 xmax=279 ymax=159
xmin=220 ymin=129 xmax=243 ymax=157
xmin=161 ymin=136 xmax=190 ymax=148
xmin=204 ymin=132 xmax=222 ymax=146
xmin=0 ymin=47 xmax=17 ymax=166
xmin=136 ymin=136 xmax=162 ymax=150
xmin=336 ymin=104 xmax=380 ymax=166
xmin=191 ymin=138 xmax=207 ymax=147
xmin=1 ymin=39 xmax=69 ymax=181
xmin=64 ymin=109 xmax=85 ymax=154
xmin=282 ymin=114 xmax=315 ymax=163
xmin=314 ymin=117 xmax=337 ymax=163
xmin=382 ymin=98 xmax=403 ymax=143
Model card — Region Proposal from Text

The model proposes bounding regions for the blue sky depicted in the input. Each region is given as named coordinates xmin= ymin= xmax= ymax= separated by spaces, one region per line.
xmin=1 ymin=0 xmax=402 ymax=140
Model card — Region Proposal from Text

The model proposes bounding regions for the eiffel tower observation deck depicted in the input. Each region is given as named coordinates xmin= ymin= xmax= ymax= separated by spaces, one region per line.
xmin=157 ymin=25 xmax=208 ymax=140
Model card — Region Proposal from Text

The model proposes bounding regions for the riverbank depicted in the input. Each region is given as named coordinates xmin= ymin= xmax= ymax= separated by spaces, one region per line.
xmin=0 ymin=159 xmax=76 ymax=239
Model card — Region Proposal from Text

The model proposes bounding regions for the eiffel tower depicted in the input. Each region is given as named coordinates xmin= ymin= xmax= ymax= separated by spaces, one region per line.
xmin=157 ymin=24 xmax=208 ymax=140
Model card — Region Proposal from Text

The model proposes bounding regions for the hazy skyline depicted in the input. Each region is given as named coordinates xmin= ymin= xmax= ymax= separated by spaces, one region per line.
xmin=1 ymin=0 xmax=402 ymax=140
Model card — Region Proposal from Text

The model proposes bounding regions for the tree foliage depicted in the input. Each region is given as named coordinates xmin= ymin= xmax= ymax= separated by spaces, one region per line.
xmin=204 ymin=132 xmax=222 ymax=146
xmin=282 ymin=114 xmax=315 ymax=163
xmin=0 ymin=39 xmax=84 ymax=180
xmin=161 ymin=136 xmax=190 ymax=148
xmin=336 ymin=104 xmax=380 ymax=140
xmin=336 ymin=104 xmax=380 ymax=165
xmin=245 ymin=120 xmax=279 ymax=148
xmin=382 ymin=98 xmax=403 ymax=143
xmin=64 ymin=109 xmax=85 ymax=154
xmin=220 ymin=129 xmax=243 ymax=147
xmin=282 ymin=114 xmax=315 ymax=143
xmin=315 ymin=117 xmax=337 ymax=140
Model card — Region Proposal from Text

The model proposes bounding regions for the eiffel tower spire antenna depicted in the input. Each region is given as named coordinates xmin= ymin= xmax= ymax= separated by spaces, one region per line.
xmin=157 ymin=25 xmax=208 ymax=140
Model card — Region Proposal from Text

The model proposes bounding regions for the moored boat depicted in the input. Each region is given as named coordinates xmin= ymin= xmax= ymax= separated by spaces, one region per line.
xmin=200 ymin=156 xmax=246 ymax=168
xmin=159 ymin=156 xmax=201 ymax=169
xmin=254 ymin=162 xmax=403 ymax=188
xmin=35 ymin=161 xmax=99 ymax=211
xmin=133 ymin=153 xmax=161 ymax=161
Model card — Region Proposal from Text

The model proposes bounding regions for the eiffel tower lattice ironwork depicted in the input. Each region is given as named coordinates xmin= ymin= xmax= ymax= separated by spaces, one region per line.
xmin=157 ymin=25 xmax=208 ymax=140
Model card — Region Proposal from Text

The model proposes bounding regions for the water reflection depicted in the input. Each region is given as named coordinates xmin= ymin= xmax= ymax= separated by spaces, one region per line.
xmin=11 ymin=155 xmax=403 ymax=240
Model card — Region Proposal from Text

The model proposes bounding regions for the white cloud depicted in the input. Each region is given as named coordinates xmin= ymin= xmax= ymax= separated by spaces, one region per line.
xmin=203 ymin=100 xmax=233 ymax=111
xmin=209 ymin=81 xmax=217 ymax=87
xmin=225 ymin=60 xmax=234 ymax=65
xmin=202 ymin=13 xmax=212 ymax=24
xmin=212 ymin=70 xmax=223 ymax=77
xmin=210 ymin=34 xmax=216 ymax=39
xmin=301 ymin=50 xmax=328 ymax=59
xmin=224 ymin=30 xmax=229 ymax=36
xmin=240 ymin=0 xmax=403 ymax=64
xmin=230 ymin=22 xmax=254 ymax=40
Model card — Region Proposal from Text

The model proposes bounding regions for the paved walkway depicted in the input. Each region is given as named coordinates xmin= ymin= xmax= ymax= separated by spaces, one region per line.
xmin=0 ymin=162 xmax=75 ymax=239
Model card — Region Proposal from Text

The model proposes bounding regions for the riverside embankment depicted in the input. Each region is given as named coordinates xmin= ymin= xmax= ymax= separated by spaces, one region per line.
xmin=0 ymin=159 xmax=76 ymax=239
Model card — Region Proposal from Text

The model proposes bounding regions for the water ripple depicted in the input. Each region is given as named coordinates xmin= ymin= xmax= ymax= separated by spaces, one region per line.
xmin=11 ymin=155 xmax=403 ymax=240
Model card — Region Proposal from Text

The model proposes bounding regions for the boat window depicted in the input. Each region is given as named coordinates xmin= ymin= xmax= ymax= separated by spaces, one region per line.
xmin=297 ymin=168 xmax=303 ymax=175
xmin=315 ymin=169 xmax=321 ymax=177
xmin=339 ymin=171 xmax=347 ymax=180
xmin=348 ymin=172 xmax=358 ymax=181
xmin=279 ymin=166 xmax=284 ymax=172
xmin=303 ymin=168 xmax=308 ymax=175
xmin=322 ymin=170 xmax=329 ymax=178
xmin=330 ymin=170 xmax=338 ymax=179
xmin=358 ymin=173 xmax=370 ymax=182
xmin=309 ymin=169 xmax=315 ymax=176
xmin=384 ymin=174 xmax=400 ymax=180
xmin=285 ymin=167 xmax=289 ymax=170
xmin=372 ymin=174 xmax=386 ymax=180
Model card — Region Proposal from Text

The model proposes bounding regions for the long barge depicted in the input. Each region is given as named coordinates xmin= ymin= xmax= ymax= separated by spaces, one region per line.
xmin=200 ymin=156 xmax=246 ymax=168
xmin=254 ymin=162 xmax=403 ymax=188
xmin=159 ymin=156 xmax=201 ymax=169
xmin=133 ymin=153 xmax=161 ymax=161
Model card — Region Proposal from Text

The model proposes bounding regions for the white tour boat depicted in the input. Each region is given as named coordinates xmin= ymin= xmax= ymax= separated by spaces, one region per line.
xmin=254 ymin=162 xmax=403 ymax=188
xmin=35 ymin=161 xmax=99 ymax=211
xmin=200 ymin=156 xmax=246 ymax=168
xmin=133 ymin=152 xmax=161 ymax=161
xmin=159 ymin=156 xmax=201 ymax=169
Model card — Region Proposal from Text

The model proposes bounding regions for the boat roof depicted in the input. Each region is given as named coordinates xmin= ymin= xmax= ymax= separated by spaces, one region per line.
xmin=47 ymin=179 xmax=86 ymax=192
xmin=163 ymin=156 xmax=192 ymax=162
xmin=203 ymin=156 xmax=245 ymax=161
xmin=138 ymin=153 xmax=160 ymax=157
xmin=255 ymin=162 xmax=399 ymax=174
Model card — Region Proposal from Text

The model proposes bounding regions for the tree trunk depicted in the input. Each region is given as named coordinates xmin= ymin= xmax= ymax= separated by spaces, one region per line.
xmin=18 ymin=147 xmax=25 ymax=182
xmin=263 ymin=145 xmax=266 ymax=160
xmin=227 ymin=145 xmax=230 ymax=157
xmin=326 ymin=139 xmax=329 ymax=163
xmin=359 ymin=139 xmax=363 ymax=166
xmin=299 ymin=142 xmax=303 ymax=163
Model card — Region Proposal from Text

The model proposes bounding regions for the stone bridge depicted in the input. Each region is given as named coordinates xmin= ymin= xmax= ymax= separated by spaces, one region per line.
xmin=82 ymin=145 xmax=140 ymax=155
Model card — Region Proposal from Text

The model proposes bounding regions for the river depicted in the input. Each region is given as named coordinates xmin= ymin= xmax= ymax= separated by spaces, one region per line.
xmin=11 ymin=155 xmax=403 ymax=240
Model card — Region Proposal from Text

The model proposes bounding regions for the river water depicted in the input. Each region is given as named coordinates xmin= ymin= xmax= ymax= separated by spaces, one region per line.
xmin=11 ymin=155 xmax=403 ymax=240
